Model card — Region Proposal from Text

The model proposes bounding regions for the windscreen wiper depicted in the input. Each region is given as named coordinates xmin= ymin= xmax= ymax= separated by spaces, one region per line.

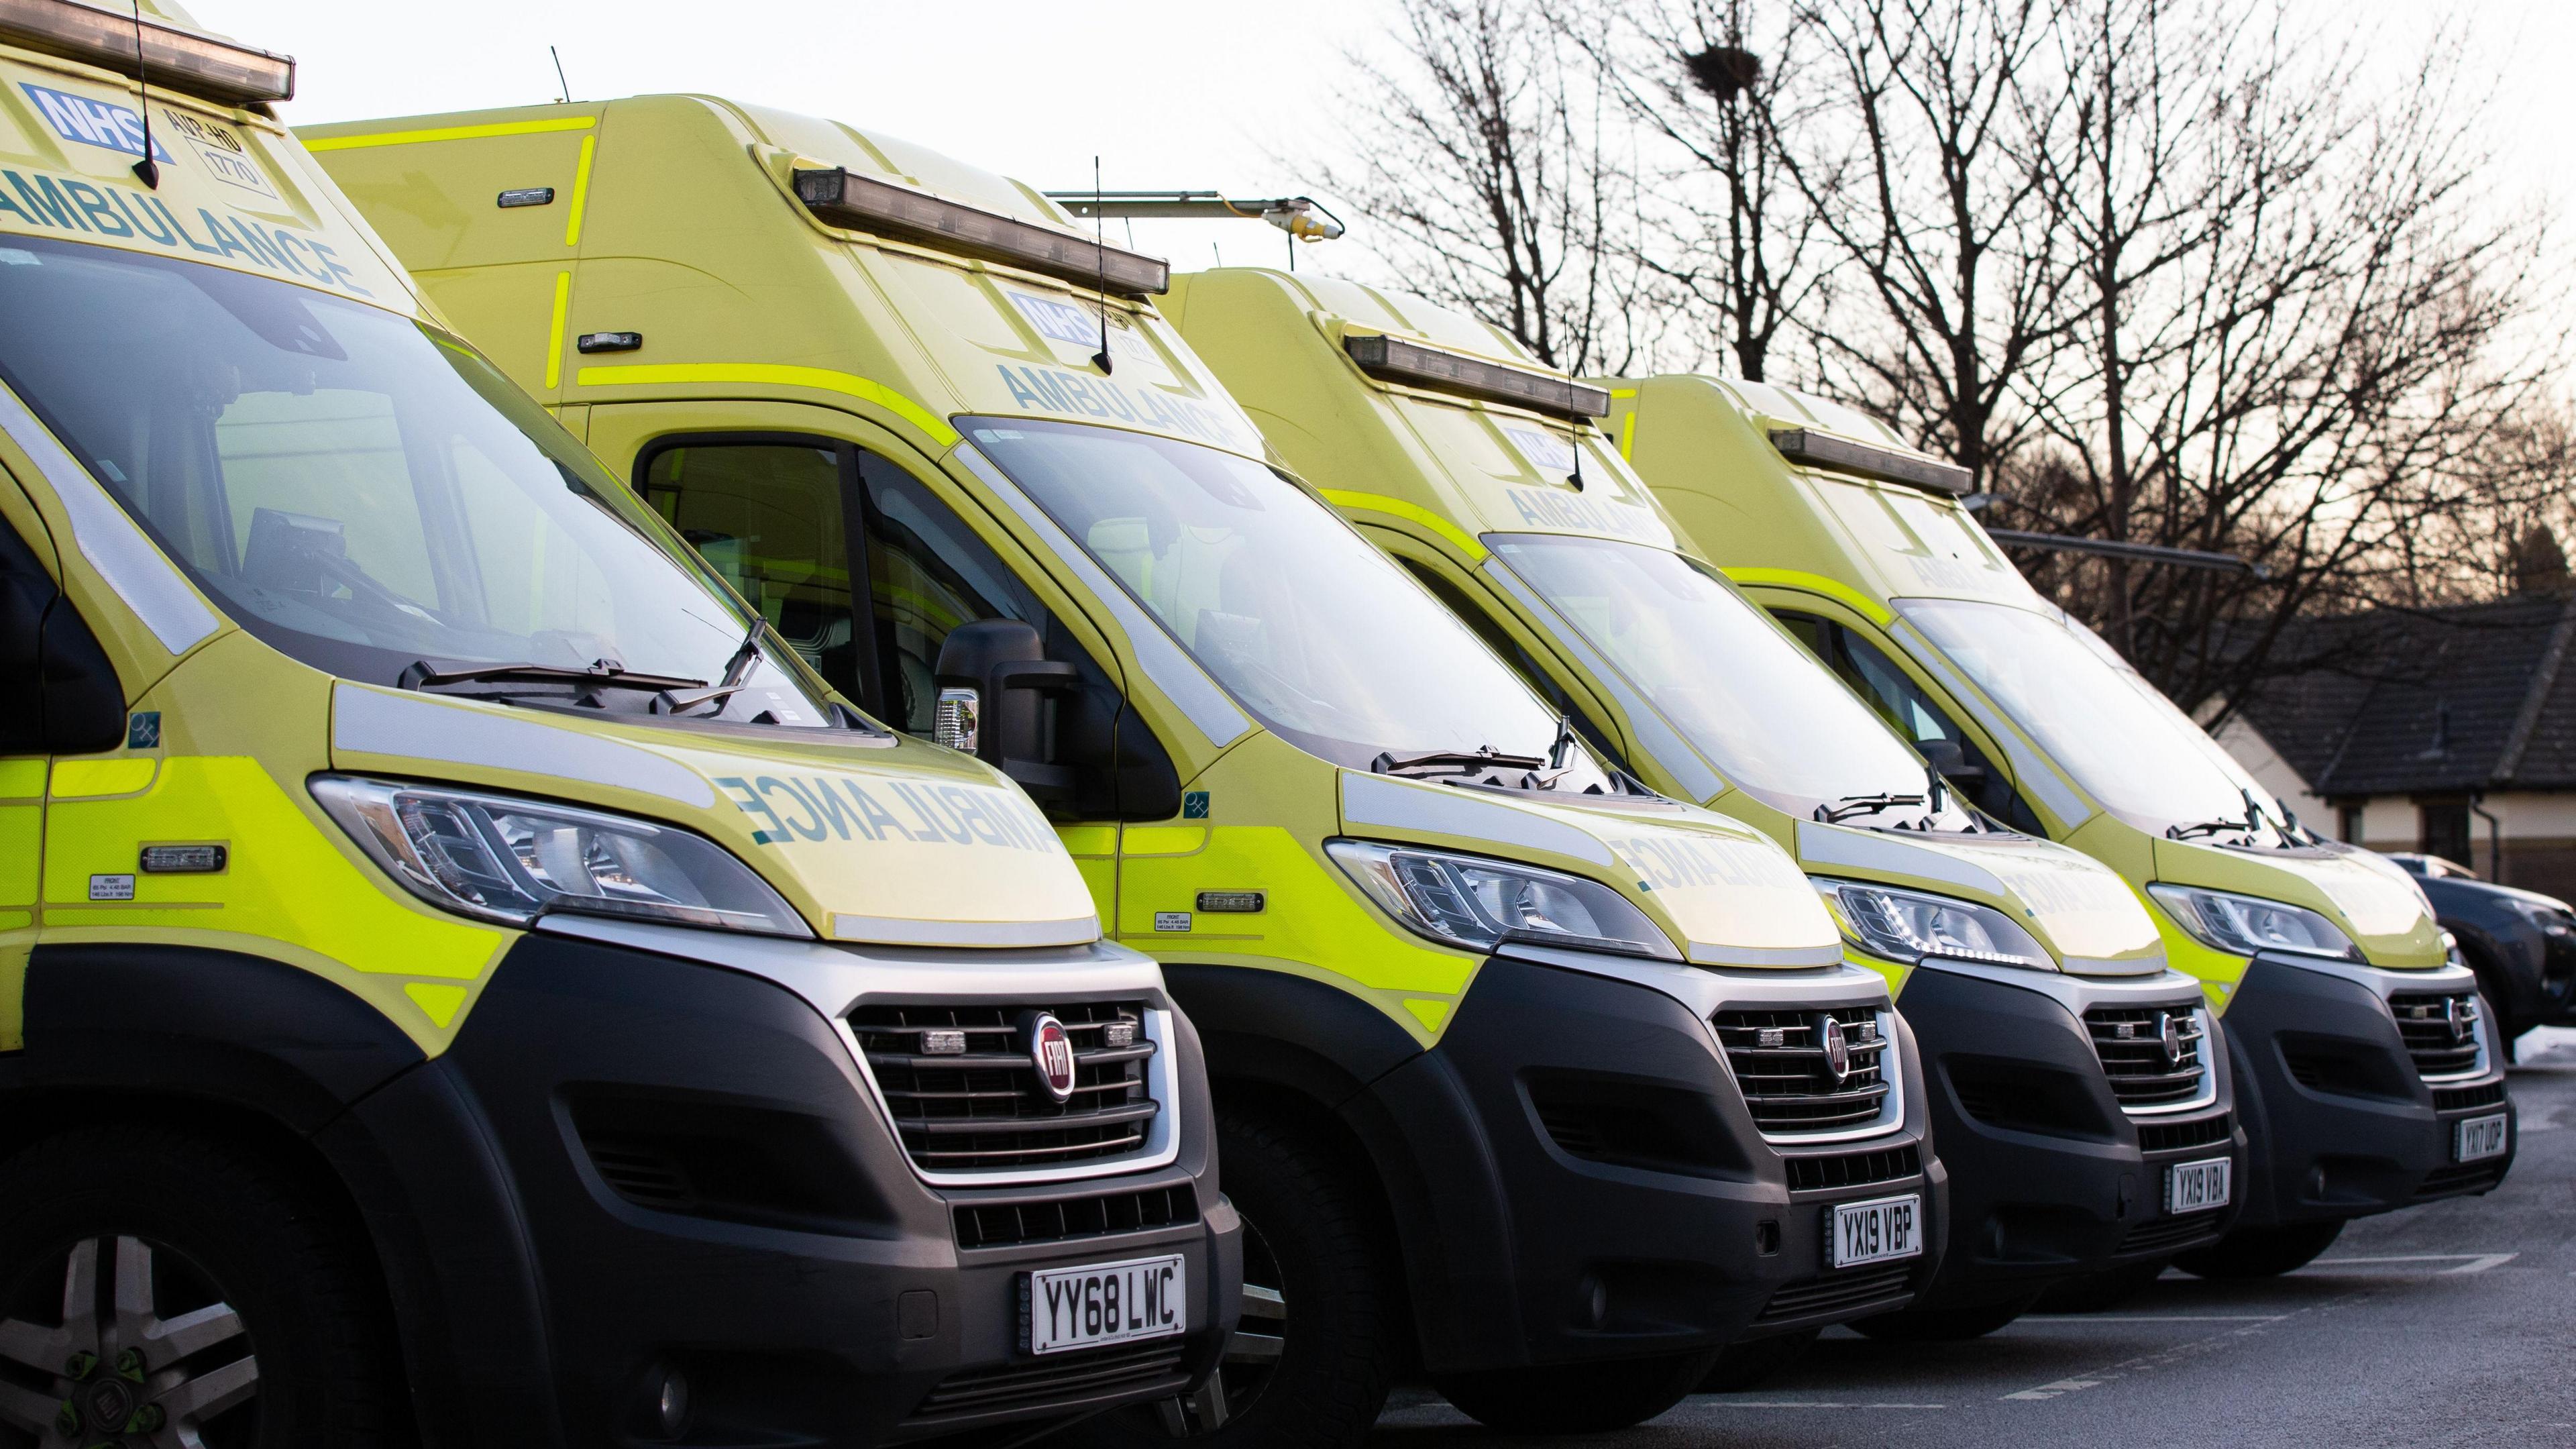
xmin=2167 ymin=790 xmax=2270 ymax=843
xmin=659 ymin=617 xmax=769 ymax=715
xmin=402 ymin=659 xmax=707 ymax=693
xmin=1372 ymin=745 xmax=1548 ymax=779
xmin=1813 ymin=792 xmax=1927 ymax=825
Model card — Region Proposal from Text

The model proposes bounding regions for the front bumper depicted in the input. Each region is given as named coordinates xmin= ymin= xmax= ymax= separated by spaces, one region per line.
xmin=344 ymin=920 xmax=1238 ymax=1448
xmin=1896 ymin=962 xmax=2243 ymax=1307
xmin=2223 ymin=953 xmax=2516 ymax=1228
xmin=1366 ymin=949 xmax=1941 ymax=1369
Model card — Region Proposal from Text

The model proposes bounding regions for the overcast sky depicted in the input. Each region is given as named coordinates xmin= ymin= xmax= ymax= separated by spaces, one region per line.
xmin=189 ymin=0 xmax=2576 ymax=288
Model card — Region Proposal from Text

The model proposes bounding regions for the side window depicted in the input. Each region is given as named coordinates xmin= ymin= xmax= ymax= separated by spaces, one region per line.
xmin=1776 ymin=609 xmax=2045 ymax=834
xmin=1400 ymin=559 xmax=1632 ymax=775
xmin=639 ymin=440 xmax=863 ymax=704
xmin=856 ymin=453 xmax=1046 ymax=735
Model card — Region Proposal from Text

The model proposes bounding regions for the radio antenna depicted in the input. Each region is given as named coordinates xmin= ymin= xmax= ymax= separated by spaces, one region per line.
xmin=1089 ymin=156 xmax=1113 ymax=374
xmin=1566 ymin=423 xmax=1585 ymax=491
xmin=549 ymin=46 xmax=571 ymax=104
xmin=127 ymin=2 xmax=158 ymax=189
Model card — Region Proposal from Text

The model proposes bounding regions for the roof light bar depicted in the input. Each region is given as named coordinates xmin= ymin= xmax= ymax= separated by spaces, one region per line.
xmin=0 ymin=0 xmax=294 ymax=104
xmin=1044 ymin=189 xmax=1347 ymax=242
xmin=1344 ymin=333 xmax=1610 ymax=421
xmin=1770 ymin=428 xmax=1972 ymax=496
xmin=793 ymin=168 xmax=1169 ymax=297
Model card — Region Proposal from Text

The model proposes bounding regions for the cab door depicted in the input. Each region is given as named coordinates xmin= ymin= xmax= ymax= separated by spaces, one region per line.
xmin=587 ymin=408 xmax=1157 ymax=915
xmin=0 ymin=477 xmax=125 ymax=1052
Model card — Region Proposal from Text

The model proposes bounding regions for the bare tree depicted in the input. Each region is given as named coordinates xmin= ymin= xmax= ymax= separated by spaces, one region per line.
xmin=1996 ymin=4 xmax=2557 ymax=712
xmin=1562 ymin=0 xmax=1831 ymax=382
xmin=1307 ymin=0 xmax=1656 ymax=374
xmin=1786 ymin=0 xmax=2074 ymax=487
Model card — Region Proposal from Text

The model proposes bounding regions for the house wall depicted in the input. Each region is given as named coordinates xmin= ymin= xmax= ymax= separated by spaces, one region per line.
xmin=2342 ymin=792 xmax=2576 ymax=902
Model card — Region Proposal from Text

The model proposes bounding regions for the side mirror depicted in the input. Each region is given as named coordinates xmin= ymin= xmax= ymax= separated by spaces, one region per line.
xmin=932 ymin=619 xmax=1089 ymax=809
xmin=1919 ymin=737 xmax=1986 ymax=788
xmin=0 ymin=518 xmax=124 ymax=755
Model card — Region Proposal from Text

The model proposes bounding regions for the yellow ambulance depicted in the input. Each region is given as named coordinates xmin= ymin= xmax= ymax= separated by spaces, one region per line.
xmin=1608 ymin=372 xmax=2512 ymax=1279
xmin=311 ymin=95 xmax=1945 ymax=1439
xmin=1166 ymin=268 xmax=2244 ymax=1341
xmin=0 ymin=6 xmax=1242 ymax=1444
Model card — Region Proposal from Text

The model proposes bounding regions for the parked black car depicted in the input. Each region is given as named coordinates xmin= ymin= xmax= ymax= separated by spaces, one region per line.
xmin=2383 ymin=853 xmax=2576 ymax=1049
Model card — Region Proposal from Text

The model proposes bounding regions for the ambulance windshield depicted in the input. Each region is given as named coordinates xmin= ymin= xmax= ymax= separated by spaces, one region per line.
xmin=1490 ymin=533 xmax=1972 ymax=825
xmin=964 ymin=418 xmax=1617 ymax=789
xmin=0 ymin=237 xmax=837 ymax=727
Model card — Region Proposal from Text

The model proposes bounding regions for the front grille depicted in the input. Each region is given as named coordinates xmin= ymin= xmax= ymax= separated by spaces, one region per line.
xmin=2433 ymin=1081 xmax=2507 ymax=1113
xmin=1753 ymin=1263 xmax=1913 ymax=1324
xmin=2414 ymin=1161 xmax=2507 ymax=1199
xmin=954 ymin=1185 xmax=1199 ymax=1250
xmin=2083 ymin=1004 xmax=2208 ymax=1109
xmin=906 ymin=1342 xmax=1189 ymax=1426
xmin=852 ymin=1002 xmax=1159 ymax=1173
xmin=2119 ymin=1212 xmax=2224 ymax=1256
xmin=1784 ymin=1143 xmax=1922 ymax=1194
xmin=2136 ymin=1112 xmax=2233 ymax=1155
xmin=1713 ymin=1008 xmax=1891 ymax=1133
xmin=2389 ymin=991 xmax=2484 ymax=1079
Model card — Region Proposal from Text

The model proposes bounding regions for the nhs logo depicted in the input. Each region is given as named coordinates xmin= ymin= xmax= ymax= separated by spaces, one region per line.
xmin=21 ymin=83 xmax=173 ymax=164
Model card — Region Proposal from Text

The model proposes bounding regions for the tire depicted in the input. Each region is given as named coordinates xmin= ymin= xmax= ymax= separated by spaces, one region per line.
xmin=1436 ymin=1350 xmax=1717 ymax=1434
xmin=1075 ymin=1110 xmax=1393 ymax=1449
xmin=2174 ymin=1219 xmax=2346 ymax=1280
xmin=1847 ymin=1293 xmax=2037 ymax=1342
xmin=1699 ymin=1328 xmax=1818 ymax=1391
xmin=0 ymin=1124 xmax=404 ymax=1449
xmin=2031 ymin=1258 xmax=2170 ymax=1313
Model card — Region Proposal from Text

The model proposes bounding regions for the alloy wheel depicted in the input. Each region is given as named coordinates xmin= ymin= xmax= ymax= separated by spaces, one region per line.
xmin=0 ymin=1236 xmax=258 ymax=1448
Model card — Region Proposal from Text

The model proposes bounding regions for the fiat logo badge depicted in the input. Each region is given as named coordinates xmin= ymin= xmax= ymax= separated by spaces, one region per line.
xmin=2159 ymin=1011 xmax=2185 ymax=1066
xmin=1819 ymin=1016 xmax=1851 ymax=1084
xmin=2444 ymin=995 xmax=2470 ymax=1044
xmin=1026 ymin=1012 xmax=1078 ymax=1103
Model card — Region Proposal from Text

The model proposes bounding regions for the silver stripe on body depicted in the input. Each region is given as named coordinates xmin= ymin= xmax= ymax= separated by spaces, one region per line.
xmin=331 ymin=683 xmax=716 ymax=808
xmin=831 ymin=912 xmax=1100 ymax=949
xmin=1340 ymin=769 xmax=1614 ymax=865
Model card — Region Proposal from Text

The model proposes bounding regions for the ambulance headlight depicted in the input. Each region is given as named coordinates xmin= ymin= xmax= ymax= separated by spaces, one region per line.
xmin=311 ymin=776 xmax=810 ymax=937
xmin=2148 ymin=883 xmax=2360 ymax=963
xmin=1326 ymin=839 xmax=1679 ymax=961
xmin=1816 ymin=877 xmax=2053 ymax=970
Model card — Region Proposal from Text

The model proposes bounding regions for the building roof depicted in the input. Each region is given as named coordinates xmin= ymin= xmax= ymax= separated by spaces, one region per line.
xmin=2235 ymin=594 xmax=2576 ymax=798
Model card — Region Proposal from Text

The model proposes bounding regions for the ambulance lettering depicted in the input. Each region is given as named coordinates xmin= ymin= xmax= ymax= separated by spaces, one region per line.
xmin=995 ymin=363 xmax=1254 ymax=451
xmin=1610 ymin=834 xmax=1773 ymax=891
xmin=0 ymin=166 xmax=373 ymax=297
xmin=714 ymin=773 xmax=1057 ymax=853
xmin=1503 ymin=486 xmax=1658 ymax=541
xmin=1005 ymin=289 xmax=1154 ymax=366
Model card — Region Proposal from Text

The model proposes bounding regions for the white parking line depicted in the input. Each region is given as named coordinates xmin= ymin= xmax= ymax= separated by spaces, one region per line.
xmin=2310 ymin=1252 xmax=2517 ymax=1274
xmin=2004 ymin=1378 xmax=2107 ymax=1401
xmin=2021 ymin=1314 xmax=2287 ymax=1323
xmin=1710 ymin=1392 xmax=1947 ymax=1402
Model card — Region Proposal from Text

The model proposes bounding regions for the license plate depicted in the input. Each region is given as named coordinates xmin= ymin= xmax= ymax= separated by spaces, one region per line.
xmin=2164 ymin=1156 xmax=2232 ymax=1214
xmin=1024 ymin=1254 xmax=1187 ymax=1356
xmin=1828 ymin=1193 xmax=1923 ymax=1269
xmin=2455 ymin=1112 xmax=2510 ymax=1163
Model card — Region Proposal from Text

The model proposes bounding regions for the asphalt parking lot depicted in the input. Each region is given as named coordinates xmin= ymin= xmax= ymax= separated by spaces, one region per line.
xmin=1375 ymin=1027 xmax=2576 ymax=1448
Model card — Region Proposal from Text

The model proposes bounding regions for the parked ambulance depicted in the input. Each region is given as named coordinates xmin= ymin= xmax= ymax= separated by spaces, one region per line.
xmin=1608 ymin=373 xmax=2513 ymax=1277
xmin=0 ymin=7 xmax=1242 ymax=1446
xmin=310 ymin=95 xmax=1944 ymax=1440
xmin=1167 ymin=268 xmax=2242 ymax=1342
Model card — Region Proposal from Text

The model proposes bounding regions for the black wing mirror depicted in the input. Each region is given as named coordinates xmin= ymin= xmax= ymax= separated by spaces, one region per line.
xmin=932 ymin=619 xmax=1088 ymax=808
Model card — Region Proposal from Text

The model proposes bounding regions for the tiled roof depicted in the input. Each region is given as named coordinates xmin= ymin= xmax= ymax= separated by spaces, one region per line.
xmin=2233 ymin=595 xmax=2576 ymax=798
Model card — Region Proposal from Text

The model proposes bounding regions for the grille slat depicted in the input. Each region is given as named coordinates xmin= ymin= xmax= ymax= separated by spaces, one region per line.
xmin=2434 ymin=1080 xmax=2507 ymax=1113
xmin=1784 ymin=1142 xmax=1922 ymax=1193
xmin=1714 ymin=1008 xmax=1893 ymax=1133
xmin=1754 ymin=1263 xmax=1914 ymax=1324
xmin=2120 ymin=1212 xmax=2224 ymax=1255
xmin=2083 ymin=1004 xmax=2208 ymax=1109
xmin=908 ymin=1341 xmax=1189 ymax=1421
xmin=953 ymin=1185 xmax=1199 ymax=1250
xmin=2414 ymin=1161 xmax=2507 ymax=1199
xmin=2136 ymin=1112 xmax=2233 ymax=1155
xmin=851 ymin=1002 xmax=1161 ymax=1173
xmin=2389 ymin=991 xmax=2485 ymax=1079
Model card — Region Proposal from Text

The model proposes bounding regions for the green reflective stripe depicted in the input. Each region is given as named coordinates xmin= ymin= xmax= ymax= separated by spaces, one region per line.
xmin=574 ymin=364 xmax=960 ymax=447
xmin=1318 ymin=488 xmax=1488 ymax=561
xmin=306 ymin=116 xmax=598 ymax=152
xmin=1722 ymin=566 xmax=1896 ymax=626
